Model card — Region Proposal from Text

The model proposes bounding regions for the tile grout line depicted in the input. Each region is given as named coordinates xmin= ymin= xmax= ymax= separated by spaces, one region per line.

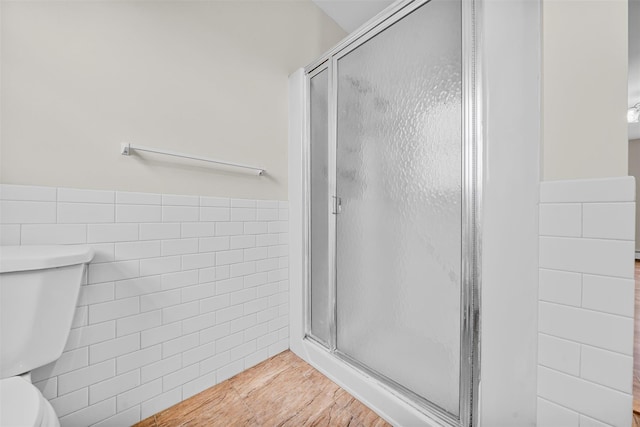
xmin=580 ymin=202 xmax=583 ymax=238
xmin=540 ymin=364 xmax=633 ymax=396
xmin=539 ymin=299 xmax=634 ymax=321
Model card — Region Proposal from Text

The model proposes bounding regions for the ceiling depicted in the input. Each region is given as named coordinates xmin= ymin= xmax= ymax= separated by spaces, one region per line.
xmin=311 ymin=0 xmax=640 ymax=140
xmin=311 ymin=0 xmax=394 ymax=34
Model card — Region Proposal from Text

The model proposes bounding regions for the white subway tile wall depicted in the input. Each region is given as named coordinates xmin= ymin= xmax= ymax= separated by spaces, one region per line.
xmin=0 ymin=184 xmax=289 ymax=426
xmin=537 ymin=177 xmax=635 ymax=427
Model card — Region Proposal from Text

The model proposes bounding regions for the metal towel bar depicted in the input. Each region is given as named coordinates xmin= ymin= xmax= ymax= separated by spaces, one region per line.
xmin=120 ymin=143 xmax=265 ymax=176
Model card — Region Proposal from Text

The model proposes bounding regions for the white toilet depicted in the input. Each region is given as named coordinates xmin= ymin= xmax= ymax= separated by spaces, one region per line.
xmin=0 ymin=245 xmax=94 ymax=427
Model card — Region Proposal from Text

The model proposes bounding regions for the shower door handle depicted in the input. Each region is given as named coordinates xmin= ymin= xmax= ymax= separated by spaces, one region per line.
xmin=332 ymin=196 xmax=342 ymax=214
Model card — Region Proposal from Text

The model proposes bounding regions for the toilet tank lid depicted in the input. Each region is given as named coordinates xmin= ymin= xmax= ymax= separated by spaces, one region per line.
xmin=0 ymin=245 xmax=94 ymax=273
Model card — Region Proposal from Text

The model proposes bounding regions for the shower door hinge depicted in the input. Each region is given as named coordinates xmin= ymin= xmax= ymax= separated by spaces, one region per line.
xmin=332 ymin=196 xmax=342 ymax=215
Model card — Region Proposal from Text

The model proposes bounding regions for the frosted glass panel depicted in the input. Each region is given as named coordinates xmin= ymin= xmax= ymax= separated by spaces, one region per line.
xmin=309 ymin=69 xmax=330 ymax=345
xmin=335 ymin=0 xmax=462 ymax=415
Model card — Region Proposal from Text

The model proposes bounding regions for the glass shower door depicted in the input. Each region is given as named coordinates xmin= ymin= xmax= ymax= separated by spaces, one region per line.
xmin=334 ymin=0 xmax=463 ymax=416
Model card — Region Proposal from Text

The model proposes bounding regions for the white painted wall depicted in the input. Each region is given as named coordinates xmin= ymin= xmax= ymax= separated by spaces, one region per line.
xmin=479 ymin=0 xmax=541 ymax=424
xmin=629 ymin=0 xmax=640 ymax=140
xmin=629 ymin=139 xmax=640 ymax=252
xmin=0 ymin=0 xmax=346 ymax=201
xmin=542 ymin=0 xmax=629 ymax=180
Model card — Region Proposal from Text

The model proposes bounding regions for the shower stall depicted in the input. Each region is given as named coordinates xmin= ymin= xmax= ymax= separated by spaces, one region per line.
xmin=297 ymin=0 xmax=480 ymax=425
xmin=284 ymin=0 xmax=544 ymax=423
xmin=290 ymin=0 xmax=542 ymax=423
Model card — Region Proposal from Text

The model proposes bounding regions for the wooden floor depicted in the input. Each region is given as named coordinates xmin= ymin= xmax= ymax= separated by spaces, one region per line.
xmin=135 ymin=350 xmax=390 ymax=427
xmin=634 ymin=260 xmax=640 ymax=424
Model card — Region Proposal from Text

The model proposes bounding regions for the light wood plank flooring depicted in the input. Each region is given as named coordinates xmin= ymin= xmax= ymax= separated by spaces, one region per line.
xmin=135 ymin=350 xmax=390 ymax=427
xmin=633 ymin=260 xmax=640 ymax=424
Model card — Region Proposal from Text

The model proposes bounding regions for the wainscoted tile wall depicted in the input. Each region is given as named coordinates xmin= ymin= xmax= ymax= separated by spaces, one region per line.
xmin=0 ymin=184 xmax=289 ymax=426
xmin=537 ymin=177 xmax=636 ymax=427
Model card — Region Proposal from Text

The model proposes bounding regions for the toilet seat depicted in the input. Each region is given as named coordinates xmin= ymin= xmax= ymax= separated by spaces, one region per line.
xmin=0 ymin=376 xmax=59 ymax=427
xmin=40 ymin=395 xmax=59 ymax=427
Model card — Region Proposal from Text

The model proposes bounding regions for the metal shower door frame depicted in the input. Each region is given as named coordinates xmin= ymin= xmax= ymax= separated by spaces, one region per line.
xmin=304 ymin=62 xmax=332 ymax=348
xmin=302 ymin=0 xmax=481 ymax=425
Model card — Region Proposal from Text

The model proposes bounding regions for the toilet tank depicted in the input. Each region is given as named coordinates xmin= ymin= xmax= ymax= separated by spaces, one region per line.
xmin=0 ymin=245 xmax=94 ymax=378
